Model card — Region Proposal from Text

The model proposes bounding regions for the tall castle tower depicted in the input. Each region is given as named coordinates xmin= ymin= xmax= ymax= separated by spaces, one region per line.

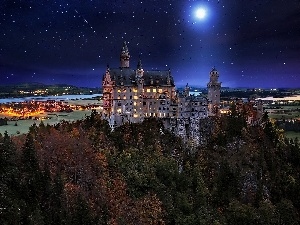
xmin=135 ymin=59 xmax=144 ymax=121
xmin=120 ymin=41 xmax=130 ymax=68
xmin=207 ymin=67 xmax=221 ymax=113
xmin=102 ymin=65 xmax=114 ymax=117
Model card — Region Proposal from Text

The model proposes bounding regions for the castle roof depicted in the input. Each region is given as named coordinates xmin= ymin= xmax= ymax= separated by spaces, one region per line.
xmin=107 ymin=67 xmax=175 ymax=87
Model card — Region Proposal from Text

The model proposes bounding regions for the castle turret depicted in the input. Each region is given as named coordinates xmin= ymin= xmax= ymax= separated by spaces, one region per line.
xmin=136 ymin=58 xmax=144 ymax=81
xmin=135 ymin=59 xmax=144 ymax=121
xmin=102 ymin=65 xmax=114 ymax=116
xmin=207 ymin=67 xmax=221 ymax=113
xmin=184 ymin=83 xmax=190 ymax=97
xmin=120 ymin=41 xmax=130 ymax=68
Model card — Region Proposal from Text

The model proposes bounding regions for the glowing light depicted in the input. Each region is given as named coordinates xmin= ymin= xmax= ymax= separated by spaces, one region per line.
xmin=195 ymin=8 xmax=206 ymax=19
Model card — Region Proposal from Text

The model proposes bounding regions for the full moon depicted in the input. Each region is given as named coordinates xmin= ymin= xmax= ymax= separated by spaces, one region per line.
xmin=195 ymin=8 xmax=206 ymax=19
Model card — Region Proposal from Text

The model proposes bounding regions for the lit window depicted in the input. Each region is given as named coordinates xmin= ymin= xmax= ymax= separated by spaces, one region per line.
xmin=133 ymin=89 xmax=138 ymax=93
xmin=117 ymin=89 xmax=121 ymax=93
xmin=134 ymin=96 xmax=138 ymax=100
xmin=147 ymin=89 xmax=151 ymax=92
xmin=159 ymin=89 xmax=162 ymax=93
xmin=153 ymin=88 xmax=156 ymax=92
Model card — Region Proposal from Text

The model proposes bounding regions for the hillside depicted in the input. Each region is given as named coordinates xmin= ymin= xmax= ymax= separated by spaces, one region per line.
xmin=1 ymin=111 xmax=299 ymax=224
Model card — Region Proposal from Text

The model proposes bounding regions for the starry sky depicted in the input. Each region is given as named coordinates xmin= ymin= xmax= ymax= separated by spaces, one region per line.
xmin=1 ymin=0 xmax=300 ymax=88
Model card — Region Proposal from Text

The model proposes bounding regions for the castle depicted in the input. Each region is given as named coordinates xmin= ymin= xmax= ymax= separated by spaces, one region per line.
xmin=102 ymin=41 xmax=221 ymax=140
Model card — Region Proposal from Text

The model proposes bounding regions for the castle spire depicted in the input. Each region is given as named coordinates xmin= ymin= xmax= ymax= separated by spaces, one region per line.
xmin=167 ymin=68 xmax=171 ymax=85
xmin=137 ymin=58 xmax=142 ymax=69
xmin=120 ymin=41 xmax=130 ymax=68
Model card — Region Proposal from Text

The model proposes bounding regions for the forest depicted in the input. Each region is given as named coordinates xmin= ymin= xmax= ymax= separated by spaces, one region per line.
xmin=1 ymin=109 xmax=299 ymax=224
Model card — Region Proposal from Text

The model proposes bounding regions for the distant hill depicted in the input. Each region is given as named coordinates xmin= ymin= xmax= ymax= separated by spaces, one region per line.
xmin=0 ymin=83 xmax=102 ymax=98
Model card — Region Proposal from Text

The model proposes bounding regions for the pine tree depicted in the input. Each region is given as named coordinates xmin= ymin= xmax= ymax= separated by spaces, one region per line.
xmin=0 ymin=132 xmax=22 ymax=224
xmin=19 ymin=134 xmax=44 ymax=224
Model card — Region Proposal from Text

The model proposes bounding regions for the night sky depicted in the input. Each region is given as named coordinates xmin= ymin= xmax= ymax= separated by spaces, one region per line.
xmin=1 ymin=0 xmax=300 ymax=88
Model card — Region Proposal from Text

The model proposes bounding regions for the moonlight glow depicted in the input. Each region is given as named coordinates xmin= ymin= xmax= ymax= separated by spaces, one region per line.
xmin=195 ymin=8 xmax=206 ymax=19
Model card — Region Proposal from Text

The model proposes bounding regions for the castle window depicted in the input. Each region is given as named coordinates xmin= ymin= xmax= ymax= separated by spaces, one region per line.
xmin=153 ymin=88 xmax=156 ymax=92
xmin=159 ymin=89 xmax=162 ymax=93
xmin=117 ymin=89 xmax=121 ymax=93
xmin=147 ymin=89 xmax=151 ymax=93
xmin=134 ymin=96 xmax=138 ymax=100
xmin=118 ymin=103 xmax=122 ymax=106
xmin=143 ymin=101 xmax=146 ymax=106
xmin=159 ymin=107 xmax=161 ymax=110
xmin=133 ymin=89 xmax=138 ymax=93
xmin=130 ymin=95 xmax=132 ymax=99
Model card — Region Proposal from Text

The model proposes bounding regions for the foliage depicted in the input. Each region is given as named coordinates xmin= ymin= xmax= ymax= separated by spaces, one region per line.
xmin=1 ymin=111 xmax=299 ymax=224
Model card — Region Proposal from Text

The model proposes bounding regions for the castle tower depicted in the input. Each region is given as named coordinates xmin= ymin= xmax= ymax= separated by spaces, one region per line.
xmin=102 ymin=65 xmax=114 ymax=117
xmin=135 ymin=59 xmax=144 ymax=121
xmin=207 ymin=67 xmax=221 ymax=113
xmin=120 ymin=41 xmax=130 ymax=68
xmin=184 ymin=83 xmax=190 ymax=97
